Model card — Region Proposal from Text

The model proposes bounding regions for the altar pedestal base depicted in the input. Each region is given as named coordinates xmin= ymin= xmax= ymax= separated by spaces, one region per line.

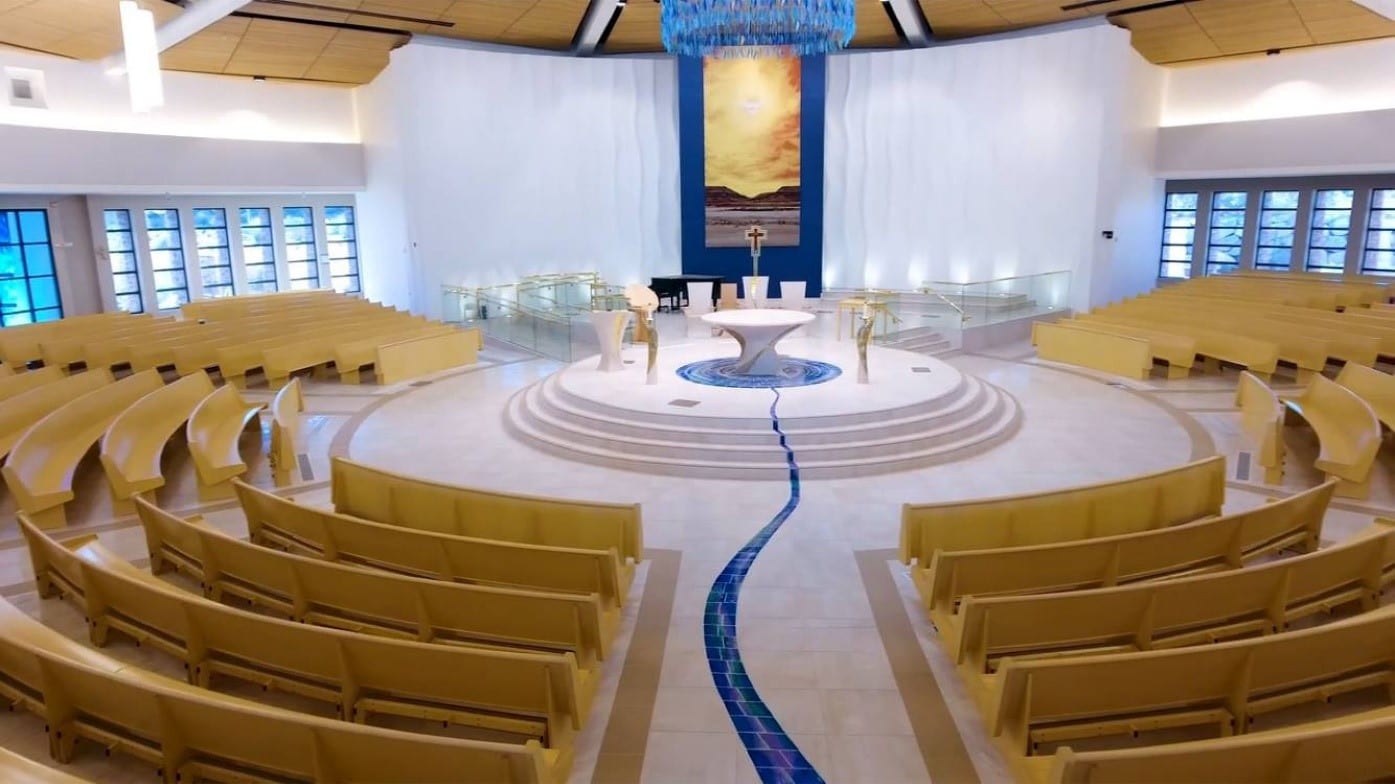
xmin=589 ymin=310 xmax=632 ymax=372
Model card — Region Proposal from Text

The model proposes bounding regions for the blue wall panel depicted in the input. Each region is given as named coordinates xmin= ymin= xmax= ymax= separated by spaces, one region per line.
xmin=677 ymin=56 xmax=825 ymax=298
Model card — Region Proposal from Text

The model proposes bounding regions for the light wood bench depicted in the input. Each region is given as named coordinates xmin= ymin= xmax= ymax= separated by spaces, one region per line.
xmin=38 ymin=317 xmax=181 ymax=372
xmin=899 ymin=456 xmax=1226 ymax=567
xmin=1336 ymin=362 xmax=1395 ymax=433
xmin=133 ymin=499 xmax=610 ymax=681
xmin=1235 ymin=370 xmax=1286 ymax=484
xmin=0 ymin=593 xmax=559 ymax=783
xmin=0 ymin=746 xmax=90 ymax=783
xmin=920 ymin=479 xmax=1332 ymax=625
xmin=1031 ymin=322 xmax=1152 ymax=380
xmin=1097 ymin=303 xmax=1336 ymax=377
xmin=1038 ymin=705 xmax=1395 ymax=784
xmin=0 ymin=365 xmax=63 ymax=402
xmin=19 ymin=517 xmax=584 ymax=761
xmin=1143 ymin=293 xmax=1383 ymax=367
xmin=0 ymin=313 xmax=142 ymax=367
xmin=952 ymin=511 xmax=1384 ymax=685
xmin=1082 ymin=312 xmax=1280 ymax=379
xmin=186 ymin=384 xmax=265 ymax=500
xmin=375 ymin=328 xmax=481 ymax=385
xmin=236 ymin=479 xmax=629 ymax=632
xmin=2 ymin=369 xmax=164 ymax=528
xmin=991 ymin=605 xmax=1395 ymax=778
xmin=259 ymin=316 xmax=431 ymax=390
xmin=1053 ymin=319 xmax=1196 ymax=379
xmin=268 ymin=377 xmax=303 ymax=486
xmin=99 ymin=370 xmax=216 ymax=511
xmin=333 ymin=324 xmax=460 ymax=384
xmin=0 ymin=369 xmax=115 ymax=460
xmin=332 ymin=457 xmax=644 ymax=572
xmin=1281 ymin=374 xmax=1383 ymax=498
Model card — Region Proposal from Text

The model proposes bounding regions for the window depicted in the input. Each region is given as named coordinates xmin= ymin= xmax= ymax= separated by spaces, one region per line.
xmin=283 ymin=207 xmax=320 ymax=290
xmin=325 ymin=205 xmax=360 ymax=293
xmin=1364 ymin=189 xmax=1395 ymax=276
xmin=1159 ymin=192 xmax=1197 ymax=279
xmin=144 ymin=208 xmax=190 ymax=310
xmin=1205 ymin=191 xmax=1247 ymax=275
xmin=0 ymin=209 xmax=63 ymax=326
xmin=239 ymin=208 xmax=278 ymax=293
xmin=1306 ymin=189 xmax=1354 ymax=273
xmin=103 ymin=209 xmax=143 ymax=314
xmin=1255 ymin=190 xmax=1299 ymax=271
xmin=193 ymin=208 xmax=236 ymax=298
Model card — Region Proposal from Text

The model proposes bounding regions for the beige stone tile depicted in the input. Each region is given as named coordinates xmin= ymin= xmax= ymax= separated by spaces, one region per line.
xmin=824 ymin=734 xmax=932 ymax=784
xmin=821 ymin=689 xmax=915 ymax=736
xmin=640 ymin=731 xmax=746 ymax=784
xmin=650 ymin=687 xmax=731 ymax=733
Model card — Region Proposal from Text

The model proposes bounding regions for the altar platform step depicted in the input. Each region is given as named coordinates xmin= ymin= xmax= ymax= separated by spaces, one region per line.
xmin=505 ymin=369 xmax=1020 ymax=480
xmin=878 ymin=327 xmax=953 ymax=356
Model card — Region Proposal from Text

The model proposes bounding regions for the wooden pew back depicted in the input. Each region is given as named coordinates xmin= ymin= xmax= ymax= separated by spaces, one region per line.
xmin=99 ymin=370 xmax=215 ymax=501
xmin=1235 ymin=370 xmax=1286 ymax=483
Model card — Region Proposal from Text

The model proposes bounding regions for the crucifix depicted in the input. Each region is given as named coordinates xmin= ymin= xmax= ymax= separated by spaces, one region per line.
xmin=745 ymin=225 xmax=766 ymax=278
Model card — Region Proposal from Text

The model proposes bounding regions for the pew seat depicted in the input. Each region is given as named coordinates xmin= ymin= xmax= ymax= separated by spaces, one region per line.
xmin=0 ymin=365 xmax=63 ymax=402
xmin=2 ymin=369 xmax=164 ymax=528
xmin=0 ymin=593 xmax=559 ymax=783
xmin=1281 ymin=374 xmax=1382 ymax=498
xmin=19 ymin=516 xmax=584 ymax=765
xmin=1336 ymin=361 xmax=1395 ymax=433
xmin=186 ymin=384 xmax=265 ymax=500
xmin=0 ymin=747 xmax=90 ymax=784
xmin=1031 ymin=322 xmax=1153 ymax=380
xmin=99 ymin=371 xmax=215 ymax=510
xmin=0 ymin=370 xmax=114 ymax=460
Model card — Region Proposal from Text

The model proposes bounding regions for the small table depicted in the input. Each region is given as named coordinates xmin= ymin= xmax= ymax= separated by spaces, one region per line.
xmin=702 ymin=309 xmax=816 ymax=375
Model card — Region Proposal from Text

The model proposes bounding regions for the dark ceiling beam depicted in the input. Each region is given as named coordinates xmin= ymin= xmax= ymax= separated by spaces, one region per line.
xmin=572 ymin=0 xmax=623 ymax=55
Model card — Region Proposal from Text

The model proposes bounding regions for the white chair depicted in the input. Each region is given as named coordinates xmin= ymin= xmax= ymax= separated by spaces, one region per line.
xmin=742 ymin=276 xmax=768 ymax=309
xmin=780 ymin=281 xmax=806 ymax=311
xmin=684 ymin=281 xmax=714 ymax=336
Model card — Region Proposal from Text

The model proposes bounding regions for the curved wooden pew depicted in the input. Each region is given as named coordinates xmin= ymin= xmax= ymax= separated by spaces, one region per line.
xmin=0 ymin=313 xmax=141 ymax=368
xmin=952 ymin=516 xmax=1389 ymax=683
xmin=332 ymin=457 xmax=644 ymax=572
xmin=0 ymin=747 xmax=91 ymax=784
xmin=1282 ymin=374 xmax=1382 ymax=498
xmin=333 ymin=324 xmax=458 ymax=384
xmin=2 ymin=369 xmax=164 ymax=528
xmin=1040 ymin=705 xmax=1395 ymax=784
xmin=374 ymin=327 xmax=480 ymax=385
xmin=133 ymin=499 xmax=609 ymax=683
xmin=1051 ymin=319 xmax=1197 ymax=379
xmin=0 ymin=370 xmax=114 ymax=460
xmin=1336 ymin=361 xmax=1395 ymax=432
xmin=920 ymin=479 xmax=1332 ymax=622
xmin=1031 ymin=322 xmax=1152 ymax=380
xmin=186 ymin=383 xmax=265 ymax=500
xmin=0 ymin=365 xmax=63 ymax=402
xmin=18 ymin=516 xmax=584 ymax=759
xmin=236 ymin=479 xmax=629 ymax=626
xmin=0 ymin=594 xmax=558 ymax=783
xmin=1235 ymin=370 xmax=1285 ymax=484
xmin=267 ymin=377 xmax=303 ymax=486
xmin=991 ymin=605 xmax=1395 ymax=779
xmin=899 ymin=456 xmax=1226 ymax=567
xmin=1080 ymin=312 xmax=1280 ymax=379
xmin=99 ymin=371 xmax=215 ymax=510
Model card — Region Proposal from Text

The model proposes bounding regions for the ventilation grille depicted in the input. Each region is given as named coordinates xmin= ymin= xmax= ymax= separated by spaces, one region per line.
xmin=4 ymin=67 xmax=47 ymax=109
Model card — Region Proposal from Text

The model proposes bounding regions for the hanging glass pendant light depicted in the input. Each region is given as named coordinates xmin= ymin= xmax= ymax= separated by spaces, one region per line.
xmin=660 ymin=0 xmax=856 ymax=59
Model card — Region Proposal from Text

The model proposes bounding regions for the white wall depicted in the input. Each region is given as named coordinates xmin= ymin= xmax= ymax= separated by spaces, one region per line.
xmin=0 ymin=46 xmax=363 ymax=194
xmin=823 ymin=23 xmax=1162 ymax=310
xmin=1159 ymin=38 xmax=1395 ymax=178
xmin=353 ymin=41 xmax=681 ymax=316
xmin=1 ymin=46 xmax=357 ymax=142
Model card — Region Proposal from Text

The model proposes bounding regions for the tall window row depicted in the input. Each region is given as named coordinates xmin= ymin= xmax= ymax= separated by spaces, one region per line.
xmin=1159 ymin=177 xmax=1395 ymax=279
xmin=94 ymin=199 xmax=360 ymax=312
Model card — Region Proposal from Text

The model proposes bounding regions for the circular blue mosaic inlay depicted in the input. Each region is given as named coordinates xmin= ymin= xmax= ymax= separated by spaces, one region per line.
xmin=676 ymin=357 xmax=842 ymax=389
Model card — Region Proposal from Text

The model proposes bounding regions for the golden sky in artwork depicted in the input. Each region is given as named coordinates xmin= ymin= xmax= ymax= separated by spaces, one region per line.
xmin=703 ymin=57 xmax=801 ymax=199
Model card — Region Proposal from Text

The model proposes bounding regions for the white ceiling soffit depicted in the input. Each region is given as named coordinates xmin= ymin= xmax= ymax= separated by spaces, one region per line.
xmin=1353 ymin=0 xmax=1395 ymax=20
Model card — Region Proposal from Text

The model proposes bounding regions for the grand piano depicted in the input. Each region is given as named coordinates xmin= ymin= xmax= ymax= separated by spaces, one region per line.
xmin=650 ymin=274 xmax=725 ymax=311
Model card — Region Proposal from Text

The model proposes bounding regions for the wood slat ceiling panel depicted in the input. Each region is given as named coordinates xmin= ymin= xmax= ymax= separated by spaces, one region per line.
xmin=0 ymin=0 xmax=177 ymax=59
xmin=922 ymin=0 xmax=1395 ymax=64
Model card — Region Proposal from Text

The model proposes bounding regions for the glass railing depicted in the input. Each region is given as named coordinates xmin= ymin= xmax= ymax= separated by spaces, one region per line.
xmin=921 ymin=270 xmax=1070 ymax=327
xmin=441 ymin=273 xmax=634 ymax=362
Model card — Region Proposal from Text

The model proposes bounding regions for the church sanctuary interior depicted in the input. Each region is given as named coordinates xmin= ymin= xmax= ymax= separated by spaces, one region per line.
xmin=11 ymin=0 xmax=1395 ymax=782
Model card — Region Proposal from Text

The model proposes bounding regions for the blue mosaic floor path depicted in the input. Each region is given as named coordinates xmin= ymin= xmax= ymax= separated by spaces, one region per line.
xmin=703 ymin=388 xmax=826 ymax=784
xmin=676 ymin=357 xmax=841 ymax=389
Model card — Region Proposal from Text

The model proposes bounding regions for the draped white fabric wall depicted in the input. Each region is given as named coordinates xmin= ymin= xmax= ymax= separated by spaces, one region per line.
xmin=355 ymin=42 xmax=681 ymax=316
xmin=822 ymin=23 xmax=1161 ymax=309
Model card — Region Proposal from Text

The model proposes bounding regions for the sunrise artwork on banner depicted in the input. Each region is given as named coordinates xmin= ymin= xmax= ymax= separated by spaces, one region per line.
xmin=703 ymin=57 xmax=801 ymax=248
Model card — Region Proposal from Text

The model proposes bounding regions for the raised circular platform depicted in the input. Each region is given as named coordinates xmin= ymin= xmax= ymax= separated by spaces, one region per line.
xmin=505 ymin=337 xmax=1021 ymax=479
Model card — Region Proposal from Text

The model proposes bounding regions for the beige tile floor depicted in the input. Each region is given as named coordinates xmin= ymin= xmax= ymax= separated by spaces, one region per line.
xmin=0 ymin=321 xmax=1390 ymax=783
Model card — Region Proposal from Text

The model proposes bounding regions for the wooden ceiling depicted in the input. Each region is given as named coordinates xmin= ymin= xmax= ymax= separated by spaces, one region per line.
xmin=1 ymin=0 xmax=1393 ymax=85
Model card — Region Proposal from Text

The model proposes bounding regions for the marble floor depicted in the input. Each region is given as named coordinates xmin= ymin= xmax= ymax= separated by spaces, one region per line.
xmin=0 ymin=316 xmax=1389 ymax=783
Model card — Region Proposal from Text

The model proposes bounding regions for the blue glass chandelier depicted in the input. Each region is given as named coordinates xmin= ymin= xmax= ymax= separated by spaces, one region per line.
xmin=661 ymin=0 xmax=856 ymax=59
